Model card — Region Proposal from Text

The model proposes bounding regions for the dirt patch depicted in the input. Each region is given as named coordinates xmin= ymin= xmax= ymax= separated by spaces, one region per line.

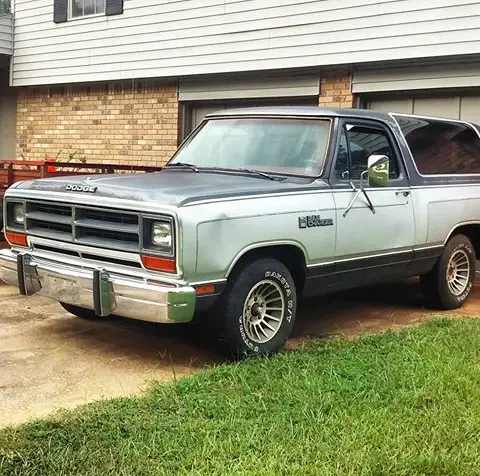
xmin=1 ymin=280 xmax=480 ymax=427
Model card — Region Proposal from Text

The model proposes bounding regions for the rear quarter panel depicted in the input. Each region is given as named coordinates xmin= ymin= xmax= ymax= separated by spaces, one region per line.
xmin=411 ymin=184 xmax=480 ymax=246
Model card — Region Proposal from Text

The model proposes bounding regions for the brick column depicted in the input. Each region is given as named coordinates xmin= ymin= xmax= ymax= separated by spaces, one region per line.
xmin=319 ymin=71 xmax=354 ymax=108
xmin=16 ymin=80 xmax=180 ymax=166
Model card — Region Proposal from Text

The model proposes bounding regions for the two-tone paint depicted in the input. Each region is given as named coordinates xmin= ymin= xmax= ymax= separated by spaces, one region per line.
xmin=2 ymin=107 xmax=480 ymax=322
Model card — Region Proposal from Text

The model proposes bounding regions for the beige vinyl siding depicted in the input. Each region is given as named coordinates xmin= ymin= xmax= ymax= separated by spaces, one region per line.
xmin=0 ymin=14 xmax=13 ymax=56
xmin=353 ymin=61 xmax=480 ymax=93
xmin=365 ymin=94 xmax=480 ymax=124
xmin=11 ymin=0 xmax=480 ymax=86
xmin=0 ymin=64 xmax=16 ymax=159
xmin=178 ymin=76 xmax=320 ymax=101
xmin=186 ymin=96 xmax=319 ymax=136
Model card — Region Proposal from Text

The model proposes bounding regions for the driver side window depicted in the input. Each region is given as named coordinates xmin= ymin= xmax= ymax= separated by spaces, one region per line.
xmin=334 ymin=124 xmax=399 ymax=181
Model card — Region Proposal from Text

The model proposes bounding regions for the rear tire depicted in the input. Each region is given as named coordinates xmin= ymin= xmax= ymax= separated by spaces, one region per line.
xmin=60 ymin=302 xmax=101 ymax=320
xmin=420 ymin=234 xmax=475 ymax=310
xmin=217 ymin=258 xmax=297 ymax=359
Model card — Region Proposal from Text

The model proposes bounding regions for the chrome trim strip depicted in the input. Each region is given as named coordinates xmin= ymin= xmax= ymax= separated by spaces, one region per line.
xmin=226 ymin=240 xmax=309 ymax=277
xmin=307 ymin=244 xmax=444 ymax=269
xmin=390 ymin=112 xmax=471 ymax=125
xmin=444 ymin=221 xmax=480 ymax=245
xmin=29 ymin=236 xmax=141 ymax=262
xmin=410 ymin=183 xmax=480 ymax=189
xmin=413 ymin=244 xmax=444 ymax=251
xmin=306 ymin=261 xmax=334 ymax=268
xmin=334 ymin=249 xmax=412 ymax=263
xmin=189 ymin=278 xmax=227 ymax=286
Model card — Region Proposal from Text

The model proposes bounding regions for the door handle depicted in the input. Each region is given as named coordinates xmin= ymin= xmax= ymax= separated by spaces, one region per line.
xmin=396 ymin=190 xmax=411 ymax=197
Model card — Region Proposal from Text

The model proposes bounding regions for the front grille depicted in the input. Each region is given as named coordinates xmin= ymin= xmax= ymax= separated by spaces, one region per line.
xmin=33 ymin=244 xmax=143 ymax=269
xmin=25 ymin=201 xmax=140 ymax=252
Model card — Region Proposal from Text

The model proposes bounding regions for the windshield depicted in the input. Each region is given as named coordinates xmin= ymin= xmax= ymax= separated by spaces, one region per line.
xmin=170 ymin=117 xmax=331 ymax=177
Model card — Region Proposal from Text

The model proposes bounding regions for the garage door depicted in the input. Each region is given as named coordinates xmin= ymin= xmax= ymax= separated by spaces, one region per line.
xmin=365 ymin=94 xmax=480 ymax=124
xmin=188 ymin=96 xmax=319 ymax=135
xmin=179 ymin=74 xmax=321 ymax=137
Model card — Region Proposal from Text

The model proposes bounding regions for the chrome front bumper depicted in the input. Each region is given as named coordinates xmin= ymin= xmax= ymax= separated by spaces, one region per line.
xmin=0 ymin=249 xmax=196 ymax=323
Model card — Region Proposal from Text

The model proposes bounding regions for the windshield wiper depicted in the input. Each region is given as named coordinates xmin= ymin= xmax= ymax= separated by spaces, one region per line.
xmin=164 ymin=162 xmax=199 ymax=172
xmin=237 ymin=168 xmax=282 ymax=181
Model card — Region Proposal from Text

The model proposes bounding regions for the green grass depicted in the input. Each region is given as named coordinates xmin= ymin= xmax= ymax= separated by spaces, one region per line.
xmin=1 ymin=318 xmax=480 ymax=476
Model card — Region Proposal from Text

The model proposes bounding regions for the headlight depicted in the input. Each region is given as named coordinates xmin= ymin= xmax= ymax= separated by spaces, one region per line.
xmin=151 ymin=221 xmax=172 ymax=249
xmin=13 ymin=203 xmax=25 ymax=225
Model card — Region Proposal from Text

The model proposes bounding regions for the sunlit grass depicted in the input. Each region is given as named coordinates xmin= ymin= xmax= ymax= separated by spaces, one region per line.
xmin=1 ymin=318 xmax=480 ymax=475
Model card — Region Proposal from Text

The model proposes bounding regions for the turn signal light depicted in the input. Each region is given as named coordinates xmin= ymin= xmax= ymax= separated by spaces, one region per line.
xmin=141 ymin=255 xmax=176 ymax=273
xmin=195 ymin=284 xmax=215 ymax=295
xmin=5 ymin=231 xmax=28 ymax=247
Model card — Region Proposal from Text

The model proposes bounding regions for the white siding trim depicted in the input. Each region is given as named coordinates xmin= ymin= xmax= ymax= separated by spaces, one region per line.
xmin=0 ymin=14 xmax=13 ymax=56
xmin=353 ymin=61 xmax=480 ymax=93
xmin=178 ymin=76 xmax=320 ymax=101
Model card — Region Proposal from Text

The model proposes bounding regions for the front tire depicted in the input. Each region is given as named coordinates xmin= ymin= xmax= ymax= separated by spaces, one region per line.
xmin=420 ymin=234 xmax=475 ymax=310
xmin=219 ymin=258 xmax=297 ymax=358
xmin=60 ymin=302 xmax=101 ymax=320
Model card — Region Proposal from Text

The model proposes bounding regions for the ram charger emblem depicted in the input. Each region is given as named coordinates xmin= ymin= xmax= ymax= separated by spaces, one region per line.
xmin=65 ymin=184 xmax=97 ymax=193
xmin=298 ymin=215 xmax=333 ymax=228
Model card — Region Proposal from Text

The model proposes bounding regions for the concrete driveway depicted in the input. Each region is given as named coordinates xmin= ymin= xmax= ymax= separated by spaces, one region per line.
xmin=1 ymin=280 xmax=480 ymax=428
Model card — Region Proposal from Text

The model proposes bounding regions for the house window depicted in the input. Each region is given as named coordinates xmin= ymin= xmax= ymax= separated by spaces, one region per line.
xmin=54 ymin=0 xmax=124 ymax=24
xmin=71 ymin=0 xmax=105 ymax=17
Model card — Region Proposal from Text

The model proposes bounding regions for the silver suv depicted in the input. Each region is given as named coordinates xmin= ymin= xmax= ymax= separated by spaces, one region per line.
xmin=2 ymin=107 xmax=480 ymax=357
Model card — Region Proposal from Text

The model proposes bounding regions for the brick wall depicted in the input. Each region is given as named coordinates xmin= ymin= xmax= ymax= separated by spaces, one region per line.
xmin=319 ymin=71 xmax=354 ymax=108
xmin=16 ymin=80 xmax=179 ymax=166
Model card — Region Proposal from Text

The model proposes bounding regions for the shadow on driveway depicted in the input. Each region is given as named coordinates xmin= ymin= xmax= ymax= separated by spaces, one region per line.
xmin=2 ymin=279 xmax=480 ymax=426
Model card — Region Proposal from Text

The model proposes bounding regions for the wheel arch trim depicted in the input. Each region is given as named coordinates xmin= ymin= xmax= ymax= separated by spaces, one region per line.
xmin=444 ymin=221 xmax=480 ymax=245
xmin=225 ymin=241 xmax=309 ymax=278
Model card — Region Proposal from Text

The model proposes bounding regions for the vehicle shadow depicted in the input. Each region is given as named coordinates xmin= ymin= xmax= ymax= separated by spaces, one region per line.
xmin=34 ymin=278 xmax=479 ymax=372
xmin=58 ymin=279 xmax=426 ymax=361
xmin=291 ymin=278 xmax=428 ymax=341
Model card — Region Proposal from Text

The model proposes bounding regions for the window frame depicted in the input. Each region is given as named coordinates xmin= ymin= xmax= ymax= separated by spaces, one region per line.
xmin=329 ymin=118 xmax=408 ymax=189
xmin=391 ymin=113 xmax=480 ymax=178
xmin=69 ymin=0 xmax=106 ymax=20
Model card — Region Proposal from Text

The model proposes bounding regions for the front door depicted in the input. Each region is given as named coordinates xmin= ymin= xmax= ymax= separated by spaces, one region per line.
xmin=329 ymin=119 xmax=415 ymax=289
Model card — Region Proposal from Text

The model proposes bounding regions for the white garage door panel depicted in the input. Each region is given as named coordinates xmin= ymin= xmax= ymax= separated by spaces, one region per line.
xmin=461 ymin=97 xmax=480 ymax=124
xmin=188 ymin=97 xmax=318 ymax=133
xmin=367 ymin=94 xmax=480 ymax=124
xmin=367 ymin=98 xmax=413 ymax=114
xmin=413 ymin=97 xmax=460 ymax=118
xmin=179 ymin=76 xmax=320 ymax=102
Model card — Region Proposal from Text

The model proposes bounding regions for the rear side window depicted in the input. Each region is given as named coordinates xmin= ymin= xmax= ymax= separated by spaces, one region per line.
xmin=394 ymin=115 xmax=480 ymax=175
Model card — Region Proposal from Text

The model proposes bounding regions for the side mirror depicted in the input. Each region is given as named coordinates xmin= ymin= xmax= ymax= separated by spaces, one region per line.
xmin=367 ymin=155 xmax=390 ymax=187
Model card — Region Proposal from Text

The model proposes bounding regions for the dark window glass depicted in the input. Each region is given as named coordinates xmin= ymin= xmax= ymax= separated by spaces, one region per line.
xmin=84 ymin=0 xmax=95 ymax=15
xmin=72 ymin=0 xmax=83 ymax=16
xmin=395 ymin=115 xmax=480 ymax=175
xmin=96 ymin=0 xmax=105 ymax=13
xmin=334 ymin=124 xmax=399 ymax=181
xmin=71 ymin=0 xmax=105 ymax=17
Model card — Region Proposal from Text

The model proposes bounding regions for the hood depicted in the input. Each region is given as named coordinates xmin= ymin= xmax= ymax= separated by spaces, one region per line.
xmin=14 ymin=170 xmax=326 ymax=207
